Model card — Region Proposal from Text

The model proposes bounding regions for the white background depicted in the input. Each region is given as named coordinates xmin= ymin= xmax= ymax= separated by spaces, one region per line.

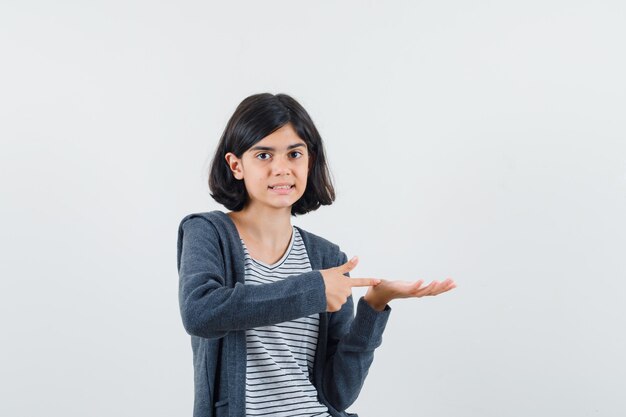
xmin=1 ymin=1 xmax=625 ymax=416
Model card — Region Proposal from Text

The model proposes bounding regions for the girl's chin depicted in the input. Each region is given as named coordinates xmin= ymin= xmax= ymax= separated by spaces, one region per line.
xmin=252 ymin=196 xmax=303 ymax=210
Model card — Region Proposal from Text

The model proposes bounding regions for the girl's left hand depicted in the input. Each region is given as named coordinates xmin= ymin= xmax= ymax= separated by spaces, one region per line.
xmin=364 ymin=278 xmax=456 ymax=311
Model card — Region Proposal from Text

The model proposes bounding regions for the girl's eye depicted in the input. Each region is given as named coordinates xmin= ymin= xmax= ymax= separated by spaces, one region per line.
xmin=290 ymin=151 xmax=303 ymax=158
xmin=256 ymin=153 xmax=271 ymax=160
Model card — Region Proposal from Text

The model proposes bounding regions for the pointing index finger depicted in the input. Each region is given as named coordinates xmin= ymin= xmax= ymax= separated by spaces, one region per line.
xmin=349 ymin=278 xmax=381 ymax=287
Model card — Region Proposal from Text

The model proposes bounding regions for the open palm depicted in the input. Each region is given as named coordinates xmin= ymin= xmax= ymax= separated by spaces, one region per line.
xmin=364 ymin=278 xmax=456 ymax=311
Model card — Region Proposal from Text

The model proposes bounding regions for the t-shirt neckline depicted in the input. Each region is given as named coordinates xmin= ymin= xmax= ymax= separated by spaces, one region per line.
xmin=241 ymin=226 xmax=296 ymax=269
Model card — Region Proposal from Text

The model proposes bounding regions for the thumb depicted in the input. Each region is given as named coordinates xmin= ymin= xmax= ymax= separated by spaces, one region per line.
xmin=336 ymin=256 xmax=358 ymax=274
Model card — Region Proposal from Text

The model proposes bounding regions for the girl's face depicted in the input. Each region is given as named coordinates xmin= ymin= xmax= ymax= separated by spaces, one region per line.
xmin=225 ymin=123 xmax=310 ymax=213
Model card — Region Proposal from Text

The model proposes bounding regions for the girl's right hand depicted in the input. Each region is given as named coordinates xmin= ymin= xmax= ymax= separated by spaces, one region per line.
xmin=320 ymin=256 xmax=380 ymax=312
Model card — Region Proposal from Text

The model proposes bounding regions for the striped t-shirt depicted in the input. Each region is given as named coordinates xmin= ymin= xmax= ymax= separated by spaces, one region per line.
xmin=241 ymin=226 xmax=331 ymax=417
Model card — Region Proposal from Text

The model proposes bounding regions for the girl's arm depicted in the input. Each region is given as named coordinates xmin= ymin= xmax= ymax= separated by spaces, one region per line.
xmin=320 ymin=255 xmax=457 ymax=411
xmin=319 ymin=251 xmax=391 ymax=412
xmin=178 ymin=216 xmax=328 ymax=339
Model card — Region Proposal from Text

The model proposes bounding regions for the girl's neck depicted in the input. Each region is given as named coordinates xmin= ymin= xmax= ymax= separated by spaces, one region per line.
xmin=228 ymin=204 xmax=293 ymax=248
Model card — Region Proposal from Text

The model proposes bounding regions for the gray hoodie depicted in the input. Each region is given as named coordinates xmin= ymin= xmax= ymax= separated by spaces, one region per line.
xmin=177 ymin=211 xmax=391 ymax=417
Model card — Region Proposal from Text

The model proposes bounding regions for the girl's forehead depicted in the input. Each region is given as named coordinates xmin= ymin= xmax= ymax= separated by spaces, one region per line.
xmin=249 ymin=125 xmax=307 ymax=151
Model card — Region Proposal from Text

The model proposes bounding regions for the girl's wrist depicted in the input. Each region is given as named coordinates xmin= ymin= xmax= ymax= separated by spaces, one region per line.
xmin=363 ymin=293 xmax=387 ymax=312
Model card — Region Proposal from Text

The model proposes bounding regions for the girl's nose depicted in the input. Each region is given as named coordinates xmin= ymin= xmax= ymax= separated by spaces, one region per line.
xmin=272 ymin=158 xmax=291 ymax=175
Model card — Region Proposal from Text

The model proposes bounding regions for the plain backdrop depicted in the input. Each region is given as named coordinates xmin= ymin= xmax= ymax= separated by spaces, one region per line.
xmin=1 ymin=1 xmax=625 ymax=416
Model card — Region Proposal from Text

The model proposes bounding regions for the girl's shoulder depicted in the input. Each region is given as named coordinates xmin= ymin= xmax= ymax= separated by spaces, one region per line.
xmin=178 ymin=210 xmax=226 ymax=223
xmin=177 ymin=210 xmax=235 ymax=244
xmin=178 ymin=209 xmax=236 ymax=229
xmin=176 ymin=210 xmax=244 ymax=272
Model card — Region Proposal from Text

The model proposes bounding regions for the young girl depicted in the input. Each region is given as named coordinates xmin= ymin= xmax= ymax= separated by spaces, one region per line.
xmin=177 ymin=93 xmax=456 ymax=417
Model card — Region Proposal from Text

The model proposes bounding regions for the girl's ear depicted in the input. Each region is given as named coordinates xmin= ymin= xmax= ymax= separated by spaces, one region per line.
xmin=225 ymin=153 xmax=244 ymax=180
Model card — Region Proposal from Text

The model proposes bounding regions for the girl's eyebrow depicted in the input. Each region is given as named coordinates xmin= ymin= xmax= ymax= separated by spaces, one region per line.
xmin=249 ymin=143 xmax=307 ymax=152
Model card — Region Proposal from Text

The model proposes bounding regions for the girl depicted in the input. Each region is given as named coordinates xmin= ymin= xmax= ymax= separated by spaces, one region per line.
xmin=177 ymin=93 xmax=456 ymax=417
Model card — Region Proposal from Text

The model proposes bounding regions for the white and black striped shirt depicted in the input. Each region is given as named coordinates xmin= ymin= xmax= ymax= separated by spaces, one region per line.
xmin=242 ymin=227 xmax=331 ymax=417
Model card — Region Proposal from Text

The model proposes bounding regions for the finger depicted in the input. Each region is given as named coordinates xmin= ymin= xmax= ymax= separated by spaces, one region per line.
xmin=438 ymin=280 xmax=457 ymax=294
xmin=430 ymin=279 xmax=456 ymax=296
xmin=408 ymin=280 xmax=425 ymax=295
xmin=349 ymin=277 xmax=381 ymax=287
xmin=441 ymin=278 xmax=456 ymax=290
xmin=336 ymin=256 xmax=359 ymax=274
xmin=429 ymin=282 xmax=446 ymax=296
xmin=416 ymin=280 xmax=439 ymax=296
xmin=436 ymin=278 xmax=455 ymax=289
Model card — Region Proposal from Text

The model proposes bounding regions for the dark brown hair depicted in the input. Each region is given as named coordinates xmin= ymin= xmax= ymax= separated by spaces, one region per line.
xmin=208 ymin=93 xmax=335 ymax=216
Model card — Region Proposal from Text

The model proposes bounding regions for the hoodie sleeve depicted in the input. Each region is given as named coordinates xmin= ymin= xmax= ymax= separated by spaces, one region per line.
xmin=178 ymin=216 xmax=327 ymax=339
xmin=321 ymin=250 xmax=392 ymax=412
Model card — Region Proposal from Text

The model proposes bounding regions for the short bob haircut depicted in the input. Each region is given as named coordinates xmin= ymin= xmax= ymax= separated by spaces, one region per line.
xmin=208 ymin=93 xmax=335 ymax=216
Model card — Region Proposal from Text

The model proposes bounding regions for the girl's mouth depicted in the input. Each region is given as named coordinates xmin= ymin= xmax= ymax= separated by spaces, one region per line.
xmin=268 ymin=185 xmax=294 ymax=194
xmin=268 ymin=185 xmax=294 ymax=190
